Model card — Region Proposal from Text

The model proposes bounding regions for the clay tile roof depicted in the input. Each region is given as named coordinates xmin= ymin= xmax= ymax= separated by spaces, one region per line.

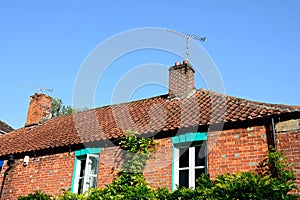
xmin=0 ymin=120 xmax=14 ymax=134
xmin=0 ymin=89 xmax=299 ymax=157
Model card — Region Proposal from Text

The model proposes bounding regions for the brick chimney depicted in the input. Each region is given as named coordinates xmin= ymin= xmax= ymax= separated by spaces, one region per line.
xmin=168 ymin=60 xmax=196 ymax=99
xmin=25 ymin=93 xmax=52 ymax=127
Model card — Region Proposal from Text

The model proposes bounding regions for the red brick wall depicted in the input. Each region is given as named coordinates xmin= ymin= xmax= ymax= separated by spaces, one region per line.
xmin=97 ymin=146 xmax=123 ymax=187
xmin=97 ymin=138 xmax=173 ymax=190
xmin=277 ymin=130 xmax=300 ymax=191
xmin=1 ymin=125 xmax=299 ymax=199
xmin=208 ymin=125 xmax=269 ymax=177
xmin=168 ymin=63 xmax=195 ymax=98
xmin=0 ymin=152 xmax=74 ymax=200
xmin=144 ymin=138 xmax=173 ymax=189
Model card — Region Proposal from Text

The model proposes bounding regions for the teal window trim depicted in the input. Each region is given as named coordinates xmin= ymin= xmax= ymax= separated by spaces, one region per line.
xmin=172 ymin=132 xmax=207 ymax=191
xmin=172 ymin=132 xmax=207 ymax=145
xmin=71 ymin=148 xmax=101 ymax=193
xmin=71 ymin=158 xmax=78 ymax=192
xmin=75 ymin=147 xmax=101 ymax=156
xmin=172 ymin=146 xmax=175 ymax=191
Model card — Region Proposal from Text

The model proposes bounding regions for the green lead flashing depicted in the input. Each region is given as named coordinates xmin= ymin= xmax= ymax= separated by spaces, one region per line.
xmin=75 ymin=147 xmax=101 ymax=156
xmin=172 ymin=132 xmax=207 ymax=144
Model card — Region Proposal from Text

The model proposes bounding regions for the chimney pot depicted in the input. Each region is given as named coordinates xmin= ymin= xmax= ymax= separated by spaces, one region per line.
xmin=175 ymin=61 xmax=180 ymax=66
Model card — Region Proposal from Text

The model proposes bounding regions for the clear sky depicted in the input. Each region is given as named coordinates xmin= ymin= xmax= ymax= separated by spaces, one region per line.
xmin=0 ymin=0 xmax=299 ymax=129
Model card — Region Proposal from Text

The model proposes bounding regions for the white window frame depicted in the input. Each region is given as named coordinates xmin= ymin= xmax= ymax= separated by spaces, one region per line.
xmin=174 ymin=143 xmax=207 ymax=188
xmin=73 ymin=154 xmax=99 ymax=194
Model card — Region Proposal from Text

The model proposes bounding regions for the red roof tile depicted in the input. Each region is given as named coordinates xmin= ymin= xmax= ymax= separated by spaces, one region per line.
xmin=0 ymin=89 xmax=299 ymax=157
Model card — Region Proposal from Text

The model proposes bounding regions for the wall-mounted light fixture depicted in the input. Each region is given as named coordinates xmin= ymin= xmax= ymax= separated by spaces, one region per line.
xmin=23 ymin=156 xmax=29 ymax=166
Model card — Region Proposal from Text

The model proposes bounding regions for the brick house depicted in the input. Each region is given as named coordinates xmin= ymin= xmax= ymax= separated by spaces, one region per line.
xmin=0 ymin=60 xmax=299 ymax=199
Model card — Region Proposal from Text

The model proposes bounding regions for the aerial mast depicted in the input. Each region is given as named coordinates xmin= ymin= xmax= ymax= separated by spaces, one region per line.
xmin=21 ymin=82 xmax=54 ymax=94
xmin=167 ymin=29 xmax=206 ymax=61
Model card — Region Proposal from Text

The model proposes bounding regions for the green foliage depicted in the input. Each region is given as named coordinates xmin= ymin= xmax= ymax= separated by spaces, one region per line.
xmin=119 ymin=130 xmax=157 ymax=173
xmin=51 ymin=98 xmax=88 ymax=118
xmin=170 ymin=186 xmax=197 ymax=200
xmin=119 ymin=131 xmax=157 ymax=154
xmin=18 ymin=144 xmax=299 ymax=200
xmin=18 ymin=190 xmax=53 ymax=200
xmin=51 ymin=98 xmax=74 ymax=118
xmin=192 ymin=150 xmax=299 ymax=200
xmin=155 ymin=187 xmax=171 ymax=200
xmin=268 ymin=150 xmax=296 ymax=182
xmin=87 ymin=183 xmax=156 ymax=200
xmin=56 ymin=189 xmax=85 ymax=200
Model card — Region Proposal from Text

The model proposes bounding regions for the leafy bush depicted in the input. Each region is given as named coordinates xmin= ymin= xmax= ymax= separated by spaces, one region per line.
xmin=192 ymin=150 xmax=299 ymax=200
xmin=57 ymin=189 xmax=85 ymax=200
xmin=18 ymin=190 xmax=53 ymax=200
xmin=205 ymin=172 xmax=295 ymax=200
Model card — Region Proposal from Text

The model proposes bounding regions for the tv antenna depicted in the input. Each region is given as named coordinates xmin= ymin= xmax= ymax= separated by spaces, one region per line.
xmin=167 ymin=29 xmax=206 ymax=61
xmin=20 ymin=82 xmax=54 ymax=94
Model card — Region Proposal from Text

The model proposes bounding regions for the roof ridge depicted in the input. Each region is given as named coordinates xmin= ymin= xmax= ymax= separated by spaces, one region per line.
xmin=241 ymin=100 xmax=300 ymax=112
xmin=200 ymin=88 xmax=300 ymax=112
xmin=96 ymin=93 xmax=169 ymax=109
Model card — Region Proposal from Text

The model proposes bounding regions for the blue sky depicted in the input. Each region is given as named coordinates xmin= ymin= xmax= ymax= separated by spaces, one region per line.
xmin=0 ymin=0 xmax=299 ymax=129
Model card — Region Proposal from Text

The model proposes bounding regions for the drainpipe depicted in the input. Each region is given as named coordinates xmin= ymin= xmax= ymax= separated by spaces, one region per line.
xmin=271 ymin=117 xmax=277 ymax=150
xmin=0 ymin=166 xmax=12 ymax=198
xmin=0 ymin=155 xmax=14 ymax=198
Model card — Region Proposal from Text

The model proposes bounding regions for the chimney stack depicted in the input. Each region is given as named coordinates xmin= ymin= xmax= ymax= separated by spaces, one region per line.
xmin=168 ymin=60 xmax=195 ymax=99
xmin=25 ymin=93 xmax=52 ymax=127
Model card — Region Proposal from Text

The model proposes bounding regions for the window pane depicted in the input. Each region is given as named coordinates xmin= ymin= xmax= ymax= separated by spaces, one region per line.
xmin=88 ymin=176 xmax=98 ymax=188
xmin=195 ymin=168 xmax=205 ymax=187
xmin=79 ymin=159 xmax=86 ymax=177
xmin=89 ymin=156 xmax=99 ymax=175
xmin=179 ymin=148 xmax=189 ymax=168
xmin=179 ymin=169 xmax=189 ymax=188
xmin=77 ymin=178 xmax=84 ymax=194
xmin=195 ymin=145 xmax=205 ymax=167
